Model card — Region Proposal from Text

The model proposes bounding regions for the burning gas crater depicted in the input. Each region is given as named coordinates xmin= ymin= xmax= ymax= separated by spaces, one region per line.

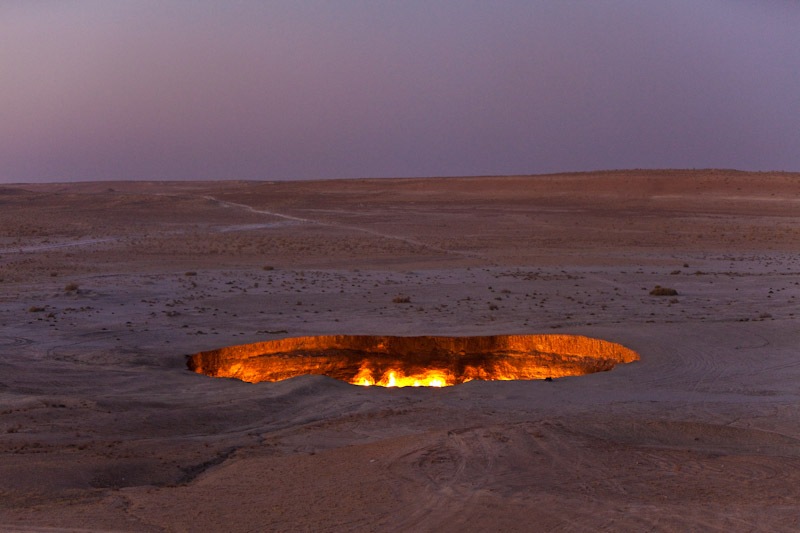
xmin=188 ymin=334 xmax=639 ymax=388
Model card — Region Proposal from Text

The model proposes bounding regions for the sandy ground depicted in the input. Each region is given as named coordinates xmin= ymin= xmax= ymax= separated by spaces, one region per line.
xmin=1 ymin=170 xmax=799 ymax=532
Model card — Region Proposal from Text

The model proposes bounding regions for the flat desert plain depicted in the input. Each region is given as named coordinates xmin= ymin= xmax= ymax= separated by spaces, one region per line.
xmin=1 ymin=170 xmax=799 ymax=532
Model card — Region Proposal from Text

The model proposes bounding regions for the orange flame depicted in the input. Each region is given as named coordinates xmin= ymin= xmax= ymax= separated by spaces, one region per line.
xmin=353 ymin=367 xmax=454 ymax=388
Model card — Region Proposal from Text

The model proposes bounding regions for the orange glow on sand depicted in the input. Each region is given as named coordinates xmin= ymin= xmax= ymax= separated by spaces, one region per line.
xmin=187 ymin=334 xmax=639 ymax=387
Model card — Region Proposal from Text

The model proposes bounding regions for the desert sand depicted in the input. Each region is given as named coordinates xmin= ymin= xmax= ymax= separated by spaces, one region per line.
xmin=1 ymin=170 xmax=799 ymax=531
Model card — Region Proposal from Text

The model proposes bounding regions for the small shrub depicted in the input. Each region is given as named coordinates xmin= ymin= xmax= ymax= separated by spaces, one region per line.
xmin=262 ymin=265 xmax=275 ymax=271
xmin=650 ymin=286 xmax=678 ymax=296
xmin=28 ymin=306 xmax=45 ymax=313
xmin=184 ymin=271 xmax=197 ymax=277
xmin=64 ymin=282 xmax=79 ymax=292
xmin=392 ymin=295 xmax=411 ymax=304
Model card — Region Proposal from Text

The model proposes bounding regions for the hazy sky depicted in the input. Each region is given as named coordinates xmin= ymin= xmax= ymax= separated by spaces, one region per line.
xmin=2 ymin=1 xmax=799 ymax=183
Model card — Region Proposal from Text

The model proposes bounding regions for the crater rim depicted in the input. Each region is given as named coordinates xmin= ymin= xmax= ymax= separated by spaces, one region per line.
xmin=187 ymin=333 xmax=640 ymax=388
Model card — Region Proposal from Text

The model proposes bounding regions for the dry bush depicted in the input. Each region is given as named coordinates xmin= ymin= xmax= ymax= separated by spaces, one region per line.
xmin=392 ymin=295 xmax=411 ymax=304
xmin=64 ymin=282 xmax=79 ymax=292
xmin=650 ymin=286 xmax=678 ymax=296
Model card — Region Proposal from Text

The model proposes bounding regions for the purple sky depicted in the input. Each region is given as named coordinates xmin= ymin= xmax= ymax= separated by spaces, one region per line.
xmin=2 ymin=1 xmax=799 ymax=183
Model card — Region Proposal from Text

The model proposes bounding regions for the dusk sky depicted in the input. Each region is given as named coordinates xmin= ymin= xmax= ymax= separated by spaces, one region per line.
xmin=2 ymin=1 xmax=799 ymax=183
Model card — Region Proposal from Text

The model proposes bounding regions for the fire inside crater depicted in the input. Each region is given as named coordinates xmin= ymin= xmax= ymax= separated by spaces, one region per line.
xmin=187 ymin=334 xmax=639 ymax=387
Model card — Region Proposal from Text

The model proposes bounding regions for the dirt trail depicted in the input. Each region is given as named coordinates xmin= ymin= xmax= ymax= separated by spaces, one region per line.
xmin=203 ymin=194 xmax=484 ymax=259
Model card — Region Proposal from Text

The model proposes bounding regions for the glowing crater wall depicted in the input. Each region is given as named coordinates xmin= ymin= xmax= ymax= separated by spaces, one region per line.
xmin=187 ymin=334 xmax=639 ymax=387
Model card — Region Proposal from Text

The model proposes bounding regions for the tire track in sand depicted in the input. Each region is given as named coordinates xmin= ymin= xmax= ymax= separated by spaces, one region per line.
xmin=202 ymin=195 xmax=483 ymax=260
